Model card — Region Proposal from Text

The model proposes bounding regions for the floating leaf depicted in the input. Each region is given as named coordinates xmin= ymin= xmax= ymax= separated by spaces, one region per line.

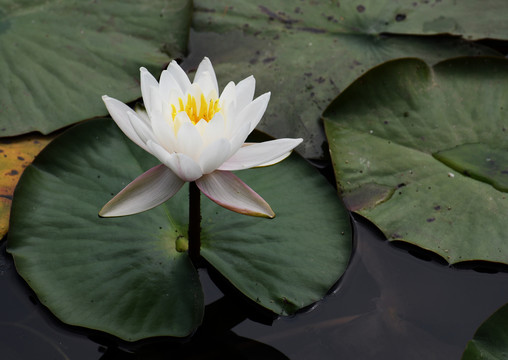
xmin=0 ymin=0 xmax=191 ymax=136
xmin=188 ymin=0 xmax=502 ymax=159
xmin=201 ymin=155 xmax=351 ymax=315
xmin=462 ymin=303 xmax=508 ymax=359
xmin=7 ymin=118 xmax=351 ymax=339
xmin=7 ymin=120 xmax=203 ymax=340
xmin=324 ymin=57 xmax=508 ymax=264
xmin=0 ymin=133 xmax=54 ymax=239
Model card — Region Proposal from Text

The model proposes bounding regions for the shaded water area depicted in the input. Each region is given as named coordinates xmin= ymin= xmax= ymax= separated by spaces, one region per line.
xmin=1 ymin=215 xmax=508 ymax=359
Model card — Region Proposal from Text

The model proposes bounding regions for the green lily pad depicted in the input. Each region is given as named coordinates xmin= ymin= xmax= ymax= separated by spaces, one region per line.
xmin=188 ymin=0 xmax=503 ymax=159
xmin=7 ymin=119 xmax=202 ymax=340
xmin=0 ymin=0 xmax=191 ymax=137
xmin=462 ymin=303 xmax=508 ymax=359
xmin=201 ymin=155 xmax=351 ymax=315
xmin=324 ymin=57 xmax=508 ymax=265
xmin=7 ymin=118 xmax=351 ymax=339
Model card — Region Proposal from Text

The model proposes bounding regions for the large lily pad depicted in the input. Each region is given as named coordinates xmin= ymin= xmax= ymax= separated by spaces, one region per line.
xmin=201 ymin=155 xmax=351 ymax=315
xmin=0 ymin=0 xmax=191 ymax=137
xmin=324 ymin=57 xmax=508 ymax=265
xmin=188 ymin=0 xmax=503 ymax=159
xmin=7 ymin=118 xmax=351 ymax=339
xmin=7 ymin=119 xmax=202 ymax=340
xmin=462 ymin=303 xmax=508 ymax=359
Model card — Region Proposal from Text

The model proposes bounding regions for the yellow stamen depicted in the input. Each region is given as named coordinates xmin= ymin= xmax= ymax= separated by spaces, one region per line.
xmin=198 ymin=94 xmax=207 ymax=120
xmin=171 ymin=93 xmax=221 ymax=125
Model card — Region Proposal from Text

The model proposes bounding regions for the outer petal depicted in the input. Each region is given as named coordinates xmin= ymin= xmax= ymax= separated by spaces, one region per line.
xmin=147 ymin=140 xmax=203 ymax=182
xmin=99 ymin=164 xmax=184 ymax=217
xmin=219 ymin=138 xmax=303 ymax=171
xmin=196 ymin=171 xmax=275 ymax=218
xmin=193 ymin=57 xmax=219 ymax=96
xmin=102 ymin=96 xmax=150 ymax=153
xmin=253 ymin=152 xmax=292 ymax=167
xmin=134 ymin=107 xmax=150 ymax=126
xmin=140 ymin=67 xmax=159 ymax=117
xmin=127 ymin=111 xmax=155 ymax=146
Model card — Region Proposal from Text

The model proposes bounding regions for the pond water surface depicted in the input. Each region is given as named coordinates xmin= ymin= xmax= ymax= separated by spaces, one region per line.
xmin=1 ymin=215 xmax=508 ymax=359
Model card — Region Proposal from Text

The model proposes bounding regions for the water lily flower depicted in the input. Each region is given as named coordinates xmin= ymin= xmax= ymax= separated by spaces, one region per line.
xmin=99 ymin=57 xmax=302 ymax=218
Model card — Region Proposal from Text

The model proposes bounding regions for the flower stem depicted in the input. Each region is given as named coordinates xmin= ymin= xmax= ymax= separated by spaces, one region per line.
xmin=188 ymin=181 xmax=201 ymax=265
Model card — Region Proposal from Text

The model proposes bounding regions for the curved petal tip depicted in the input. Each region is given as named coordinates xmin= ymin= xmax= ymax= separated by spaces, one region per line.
xmin=196 ymin=171 xmax=275 ymax=218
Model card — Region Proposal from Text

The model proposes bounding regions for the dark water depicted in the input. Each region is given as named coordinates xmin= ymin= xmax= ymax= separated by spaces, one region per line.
xmin=1 ymin=216 xmax=508 ymax=359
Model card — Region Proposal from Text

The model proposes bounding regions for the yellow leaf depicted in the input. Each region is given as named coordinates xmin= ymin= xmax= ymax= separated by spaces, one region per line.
xmin=0 ymin=134 xmax=55 ymax=239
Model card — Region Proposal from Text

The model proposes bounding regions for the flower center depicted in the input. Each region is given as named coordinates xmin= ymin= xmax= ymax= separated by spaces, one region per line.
xmin=171 ymin=93 xmax=220 ymax=125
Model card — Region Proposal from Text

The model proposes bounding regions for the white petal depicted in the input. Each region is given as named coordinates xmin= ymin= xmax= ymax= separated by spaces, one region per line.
xmin=228 ymin=121 xmax=252 ymax=154
xmin=102 ymin=96 xmax=150 ymax=152
xmin=168 ymin=87 xmax=185 ymax=106
xmin=196 ymin=171 xmax=274 ymax=218
xmin=237 ymin=92 xmax=271 ymax=133
xmin=140 ymin=67 xmax=159 ymax=116
xmin=159 ymin=70 xmax=180 ymax=102
xmin=219 ymin=81 xmax=236 ymax=106
xmin=149 ymin=85 xmax=164 ymax=117
xmin=134 ymin=107 xmax=150 ymax=126
xmin=167 ymin=153 xmax=203 ymax=182
xmin=173 ymin=111 xmax=192 ymax=135
xmin=202 ymin=112 xmax=226 ymax=145
xmin=147 ymin=140 xmax=203 ymax=181
xmin=235 ymin=75 xmax=256 ymax=111
xmin=219 ymin=81 xmax=237 ymax=134
xmin=150 ymin=114 xmax=177 ymax=153
xmin=127 ymin=111 xmax=155 ymax=145
xmin=167 ymin=60 xmax=192 ymax=93
xmin=219 ymin=138 xmax=303 ymax=171
xmin=194 ymin=118 xmax=208 ymax=136
xmin=194 ymin=57 xmax=219 ymax=96
xmin=194 ymin=71 xmax=217 ymax=100
xmin=176 ymin=121 xmax=203 ymax=160
xmin=254 ymin=151 xmax=292 ymax=167
xmin=99 ymin=164 xmax=184 ymax=217
xmin=198 ymin=139 xmax=231 ymax=174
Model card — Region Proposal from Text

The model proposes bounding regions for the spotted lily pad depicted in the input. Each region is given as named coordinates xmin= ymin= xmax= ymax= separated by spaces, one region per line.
xmin=188 ymin=0 xmax=503 ymax=159
xmin=0 ymin=0 xmax=191 ymax=136
xmin=324 ymin=57 xmax=508 ymax=264
xmin=0 ymin=133 xmax=54 ymax=239
xmin=7 ymin=118 xmax=351 ymax=339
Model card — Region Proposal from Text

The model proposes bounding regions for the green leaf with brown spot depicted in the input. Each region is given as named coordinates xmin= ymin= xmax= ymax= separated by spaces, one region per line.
xmin=187 ymin=0 xmax=504 ymax=159
xmin=324 ymin=57 xmax=508 ymax=264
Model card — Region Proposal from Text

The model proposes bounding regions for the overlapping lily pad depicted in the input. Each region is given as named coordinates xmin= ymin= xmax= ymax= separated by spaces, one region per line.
xmin=188 ymin=0 xmax=505 ymax=159
xmin=324 ymin=57 xmax=508 ymax=265
xmin=462 ymin=303 xmax=508 ymax=359
xmin=0 ymin=0 xmax=191 ymax=136
xmin=0 ymin=133 xmax=54 ymax=239
xmin=7 ymin=118 xmax=351 ymax=339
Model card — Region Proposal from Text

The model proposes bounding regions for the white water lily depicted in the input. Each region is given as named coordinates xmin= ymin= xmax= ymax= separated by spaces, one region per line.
xmin=100 ymin=57 xmax=302 ymax=218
